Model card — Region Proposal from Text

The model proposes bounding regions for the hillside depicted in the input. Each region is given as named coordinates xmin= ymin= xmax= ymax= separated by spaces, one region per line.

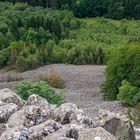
xmin=0 ymin=2 xmax=140 ymax=71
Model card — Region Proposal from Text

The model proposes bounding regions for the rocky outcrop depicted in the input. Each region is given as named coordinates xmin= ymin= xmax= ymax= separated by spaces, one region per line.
xmin=0 ymin=89 xmax=136 ymax=140
xmin=53 ymin=103 xmax=95 ymax=127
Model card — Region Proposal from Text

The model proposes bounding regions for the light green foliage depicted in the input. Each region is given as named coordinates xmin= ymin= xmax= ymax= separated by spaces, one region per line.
xmin=118 ymin=80 xmax=140 ymax=106
xmin=15 ymin=81 xmax=63 ymax=104
xmin=102 ymin=44 xmax=140 ymax=100
xmin=52 ymin=47 xmax=67 ymax=63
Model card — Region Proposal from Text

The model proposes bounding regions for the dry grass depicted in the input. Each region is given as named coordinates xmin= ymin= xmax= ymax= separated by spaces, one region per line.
xmin=39 ymin=71 xmax=64 ymax=89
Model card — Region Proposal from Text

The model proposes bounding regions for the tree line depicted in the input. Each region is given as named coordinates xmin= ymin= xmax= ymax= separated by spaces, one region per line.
xmin=3 ymin=0 xmax=140 ymax=19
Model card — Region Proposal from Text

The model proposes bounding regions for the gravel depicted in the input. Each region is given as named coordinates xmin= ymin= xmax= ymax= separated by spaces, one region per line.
xmin=0 ymin=64 xmax=125 ymax=119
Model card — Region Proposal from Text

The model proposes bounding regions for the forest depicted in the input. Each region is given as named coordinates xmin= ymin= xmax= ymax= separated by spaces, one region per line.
xmin=3 ymin=0 xmax=140 ymax=19
xmin=0 ymin=1 xmax=140 ymax=126
xmin=0 ymin=2 xmax=140 ymax=69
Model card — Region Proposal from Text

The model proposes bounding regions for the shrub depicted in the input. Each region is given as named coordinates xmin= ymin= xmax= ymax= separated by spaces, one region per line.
xmin=15 ymin=81 xmax=63 ymax=104
xmin=52 ymin=47 xmax=67 ymax=63
xmin=0 ymin=23 xmax=8 ymax=34
xmin=39 ymin=71 xmax=64 ymax=89
xmin=0 ymin=48 xmax=10 ymax=68
xmin=117 ymin=80 xmax=140 ymax=106
xmin=15 ymin=54 xmax=41 ymax=71
xmin=102 ymin=44 xmax=140 ymax=100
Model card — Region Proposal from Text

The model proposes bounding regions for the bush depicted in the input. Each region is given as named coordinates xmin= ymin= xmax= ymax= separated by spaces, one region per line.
xmin=102 ymin=44 xmax=140 ymax=100
xmin=39 ymin=71 xmax=64 ymax=89
xmin=117 ymin=80 xmax=140 ymax=106
xmin=0 ymin=48 xmax=10 ymax=68
xmin=15 ymin=54 xmax=41 ymax=71
xmin=52 ymin=47 xmax=67 ymax=63
xmin=15 ymin=81 xmax=63 ymax=104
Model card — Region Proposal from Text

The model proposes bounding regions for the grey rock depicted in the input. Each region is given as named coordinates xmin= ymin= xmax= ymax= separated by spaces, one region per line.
xmin=45 ymin=124 xmax=116 ymax=140
xmin=44 ymin=124 xmax=84 ymax=140
xmin=8 ymin=105 xmax=50 ymax=128
xmin=8 ymin=108 xmax=25 ymax=128
xmin=28 ymin=119 xmax=62 ymax=140
xmin=53 ymin=103 xmax=95 ymax=127
xmin=0 ymin=126 xmax=30 ymax=140
xmin=0 ymin=123 xmax=8 ymax=135
xmin=78 ymin=127 xmax=116 ymax=140
xmin=24 ymin=95 xmax=52 ymax=127
xmin=0 ymin=102 xmax=18 ymax=123
xmin=0 ymin=88 xmax=25 ymax=108
xmin=8 ymin=95 xmax=52 ymax=128
xmin=26 ymin=94 xmax=49 ymax=106
xmin=134 ymin=127 xmax=140 ymax=140
xmin=96 ymin=109 xmax=136 ymax=140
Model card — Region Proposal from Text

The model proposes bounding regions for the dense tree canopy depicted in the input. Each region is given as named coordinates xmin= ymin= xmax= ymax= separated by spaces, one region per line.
xmin=0 ymin=2 xmax=140 ymax=71
xmin=3 ymin=0 xmax=140 ymax=19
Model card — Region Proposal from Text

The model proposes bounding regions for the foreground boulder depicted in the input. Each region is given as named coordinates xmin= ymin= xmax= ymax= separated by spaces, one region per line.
xmin=0 ymin=89 xmax=136 ymax=140
xmin=78 ymin=127 xmax=116 ymax=140
xmin=0 ymin=101 xmax=18 ymax=123
xmin=0 ymin=88 xmax=25 ymax=108
xmin=8 ymin=108 xmax=25 ymax=128
xmin=45 ymin=124 xmax=116 ymax=140
xmin=28 ymin=119 xmax=62 ymax=139
xmin=0 ymin=124 xmax=116 ymax=140
xmin=1 ymin=120 xmax=62 ymax=140
xmin=95 ymin=110 xmax=136 ymax=140
xmin=8 ymin=94 xmax=52 ymax=128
